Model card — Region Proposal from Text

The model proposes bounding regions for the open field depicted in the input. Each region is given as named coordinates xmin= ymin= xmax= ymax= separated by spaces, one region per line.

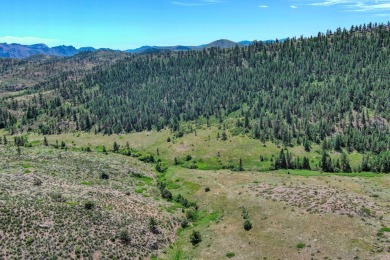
xmin=162 ymin=167 xmax=390 ymax=259
xmin=24 ymin=126 xmax=364 ymax=172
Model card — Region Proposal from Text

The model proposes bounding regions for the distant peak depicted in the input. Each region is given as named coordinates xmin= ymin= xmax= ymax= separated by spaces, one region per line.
xmin=30 ymin=44 xmax=50 ymax=49
xmin=206 ymin=39 xmax=237 ymax=48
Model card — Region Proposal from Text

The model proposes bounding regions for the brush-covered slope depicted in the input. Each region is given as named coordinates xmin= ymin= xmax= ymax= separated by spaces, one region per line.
xmin=0 ymin=143 xmax=180 ymax=259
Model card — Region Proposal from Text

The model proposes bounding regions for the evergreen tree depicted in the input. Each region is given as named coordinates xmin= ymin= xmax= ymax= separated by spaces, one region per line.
xmin=43 ymin=137 xmax=48 ymax=146
xmin=302 ymin=157 xmax=311 ymax=170
xmin=113 ymin=142 xmax=120 ymax=153
xmin=239 ymin=158 xmax=244 ymax=171
xmin=340 ymin=152 xmax=352 ymax=173
xmin=320 ymin=151 xmax=333 ymax=172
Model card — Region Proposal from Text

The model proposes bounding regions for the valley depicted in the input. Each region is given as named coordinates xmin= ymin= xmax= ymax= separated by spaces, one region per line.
xmin=1 ymin=22 xmax=390 ymax=259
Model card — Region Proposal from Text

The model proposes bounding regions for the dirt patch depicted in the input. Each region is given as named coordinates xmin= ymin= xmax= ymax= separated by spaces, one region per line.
xmin=249 ymin=183 xmax=383 ymax=218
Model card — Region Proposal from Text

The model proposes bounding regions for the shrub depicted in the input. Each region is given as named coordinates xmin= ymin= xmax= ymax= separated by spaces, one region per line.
xmin=174 ymin=157 xmax=180 ymax=165
xmin=226 ymin=252 xmax=236 ymax=258
xmin=185 ymin=208 xmax=197 ymax=221
xmin=25 ymin=237 xmax=34 ymax=246
xmin=50 ymin=192 xmax=66 ymax=202
xmin=130 ymin=172 xmax=144 ymax=178
xmin=296 ymin=243 xmax=306 ymax=249
xmin=362 ymin=207 xmax=372 ymax=216
xmin=188 ymin=163 xmax=198 ymax=169
xmin=139 ymin=154 xmax=154 ymax=163
xmin=33 ymin=178 xmax=42 ymax=186
xmin=149 ymin=217 xmax=158 ymax=233
xmin=174 ymin=194 xmax=195 ymax=208
xmin=205 ymin=187 xmax=210 ymax=192
xmin=161 ymin=189 xmax=173 ymax=200
xmin=243 ymin=219 xmax=252 ymax=231
xmin=155 ymin=162 xmax=168 ymax=173
xmin=190 ymin=230 xmax=202 ymax=245
xmin=84 ymin=200 xmax=95 ymax=210
xmin=100 ymin=172 xmax=109 ymax=180
xmin=242 ymin=207 xmax=250 ymax=220
xmin=119 ymin=230 xmax=131 ymax=243
xmin=181 ymin=219 xmax=189 ymax=228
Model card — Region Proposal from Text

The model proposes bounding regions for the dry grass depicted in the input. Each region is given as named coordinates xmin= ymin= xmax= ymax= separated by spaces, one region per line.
xmin=164 ymin=167 xmax=390 ymax=259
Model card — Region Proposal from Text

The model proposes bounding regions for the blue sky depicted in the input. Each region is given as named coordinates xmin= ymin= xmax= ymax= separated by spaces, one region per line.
xmin=1 ymin=0 xmax=389 ymax=50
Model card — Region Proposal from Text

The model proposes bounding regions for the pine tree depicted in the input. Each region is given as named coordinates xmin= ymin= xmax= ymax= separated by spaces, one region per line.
xmin=43 ymin=137 xmax=48 ymax=146
xmin=320 ymin=151 xmax=333 ymax=172
xmin=113 ymin=142 xmax=120 ymax=152
xmin=239 ymin=158 xmax=244 ymax=171
xmin=340 ymin=152 xmax=352 ymax=173
xmin=304 ymin=138 xmax=311 ymax=152
xmin=221 ymin=131 xmax=228 ymax=141
xmin=302 ymin=157 xmax=311 ymax=170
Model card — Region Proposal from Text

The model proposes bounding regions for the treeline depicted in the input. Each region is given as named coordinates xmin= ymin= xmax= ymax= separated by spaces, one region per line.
xmin=0 ymin=22 xmax=389 ymax=160
xmin=0 ymin=108 xmax=16 ymax=130
xmin=273 ymin=148 xmax=390 ymax=173
xmin=273 ymin=149 xmax=311 ymax=170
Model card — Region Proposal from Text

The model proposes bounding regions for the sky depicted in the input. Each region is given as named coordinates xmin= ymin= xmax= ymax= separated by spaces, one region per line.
xmin=1 ymin=0 xmax=390 ymax=50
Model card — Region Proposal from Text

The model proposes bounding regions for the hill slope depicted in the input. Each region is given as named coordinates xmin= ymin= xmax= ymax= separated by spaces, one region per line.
xmin=0 ymin=50 xmax=130 ymax=92
xmin=0 ymin=23 xmax=389 ymax=172
xmin=0 ymin=144 xmax=180 ymax=259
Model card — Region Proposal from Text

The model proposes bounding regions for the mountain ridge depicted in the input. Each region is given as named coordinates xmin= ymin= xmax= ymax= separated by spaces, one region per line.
xmin=0 ymin=39 xmax=280 ymax=59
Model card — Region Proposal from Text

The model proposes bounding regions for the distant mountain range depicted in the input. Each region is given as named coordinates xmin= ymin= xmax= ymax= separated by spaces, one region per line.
xmin=0 ymin=43 xmax=104 ymax=59
xmin=125 ymin=39 xmax=256 ymax=53
xmin=0 ymin=39 xmax=279 ymax=59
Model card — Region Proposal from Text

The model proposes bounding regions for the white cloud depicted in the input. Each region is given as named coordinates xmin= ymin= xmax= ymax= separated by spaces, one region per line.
xmin=307 ymin=0 xmax=390 ymax=12
xmin=291 ymin=5 xmax=298 ymax=8
xmin=0 ymin=36 xmax=61 ymax=46
xmin=309 ymin=0 xmax=350 ymax=6
xmin=351 ymin=2 xmax=390 ymax=12
xmin=259 ymin=5 xmax=268 ymax=8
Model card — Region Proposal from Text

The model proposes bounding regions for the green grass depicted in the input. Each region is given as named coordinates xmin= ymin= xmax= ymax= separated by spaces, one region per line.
xmin=183 ymin=181 xmax=201 ymax=193
xmin=274 ymin=169 xmax=382 ymax=178
xmin=196 ymin=211 xmax=222 ymax=226
xmin=65 ymin=201 xmax=79 ymax=206
xmin=166 ymin=182 xmax=181 ymax=189
xmin=23 ymin=123 xmax=373 ymax=174
xmin=380 ymin=227 xmax=390 ymax=232
xmin=21 ymin=163 xmax=33 ymax=168
xmin=135 ymin=187 xmax=147 ymax=194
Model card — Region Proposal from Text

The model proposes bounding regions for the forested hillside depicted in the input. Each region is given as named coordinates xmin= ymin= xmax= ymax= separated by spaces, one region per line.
xmin=0 ymin=23 xmax=389 ymax=172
